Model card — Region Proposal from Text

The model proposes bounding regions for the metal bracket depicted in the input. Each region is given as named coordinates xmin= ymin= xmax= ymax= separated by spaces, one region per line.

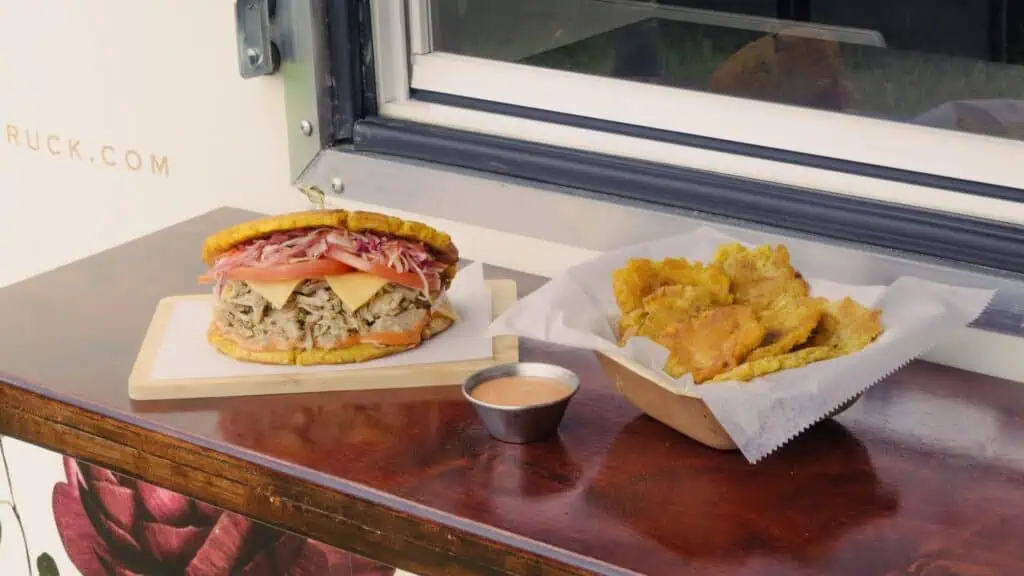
xmin=235 ymin=0 xmax=280 ymax=78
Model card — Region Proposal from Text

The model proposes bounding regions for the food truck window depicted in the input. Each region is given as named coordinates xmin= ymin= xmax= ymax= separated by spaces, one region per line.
xmin=316 ymin=0 xmax=1013 ymax=196
xmin=260 ymin=0 xmax=1024 ymax=379
xmin=275 ymin=0 xmax=1024 ymax=276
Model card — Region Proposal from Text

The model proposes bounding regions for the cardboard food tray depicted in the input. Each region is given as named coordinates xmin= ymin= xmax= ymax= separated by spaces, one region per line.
xmin=129 ymin=279 xmax=518 ymax=400
xmin=596 ymin=353 xmax=859 ymax=451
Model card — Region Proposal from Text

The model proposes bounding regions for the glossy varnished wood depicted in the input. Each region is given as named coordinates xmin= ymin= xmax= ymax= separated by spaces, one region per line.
xmin=1 ymin=208 xmax=1023 ymax=575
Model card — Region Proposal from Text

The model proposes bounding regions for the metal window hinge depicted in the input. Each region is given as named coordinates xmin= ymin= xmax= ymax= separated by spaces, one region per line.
xmin=235 ymin=0 xmax=280 ymax=78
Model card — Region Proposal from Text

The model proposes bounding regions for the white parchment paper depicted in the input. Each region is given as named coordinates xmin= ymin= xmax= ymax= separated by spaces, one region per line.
xmin=487 ymin=227 xmax=995 ymax=462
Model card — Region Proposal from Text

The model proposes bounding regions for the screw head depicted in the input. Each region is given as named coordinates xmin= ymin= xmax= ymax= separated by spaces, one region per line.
xmin=330 ymin=177 xmax=344 ymax=193
xmin=299 ymin=120 xmax=313 ymax=136
xmin=245 ymin=47 xmax=263 ymax=68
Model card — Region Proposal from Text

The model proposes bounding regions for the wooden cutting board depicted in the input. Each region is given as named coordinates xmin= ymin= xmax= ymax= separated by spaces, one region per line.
xmin=129 ymin=279 xmax=518 ymax=400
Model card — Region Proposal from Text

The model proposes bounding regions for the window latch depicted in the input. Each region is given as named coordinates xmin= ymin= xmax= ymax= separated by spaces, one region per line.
xmin=235 ymin=0 xmax=279 ymax=78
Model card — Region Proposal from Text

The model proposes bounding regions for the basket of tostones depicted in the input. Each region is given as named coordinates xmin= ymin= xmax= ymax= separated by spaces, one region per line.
xmin=488 ymin=227 xmax=993 ymax=462
xmin=600 ymin=242 xmax=880 ymax=451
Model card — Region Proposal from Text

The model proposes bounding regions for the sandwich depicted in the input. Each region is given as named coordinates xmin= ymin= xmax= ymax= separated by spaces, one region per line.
xmin=198 ymin=210 xmax=459 ymax=365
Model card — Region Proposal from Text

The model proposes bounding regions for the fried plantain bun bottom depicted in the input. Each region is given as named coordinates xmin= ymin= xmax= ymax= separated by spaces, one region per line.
xmin=207 ymin=312 xmax=455 ymax=366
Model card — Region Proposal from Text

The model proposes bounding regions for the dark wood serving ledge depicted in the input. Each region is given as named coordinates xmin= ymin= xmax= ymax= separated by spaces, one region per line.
xmin=1 ymin=207 xmax=1023 ymax=576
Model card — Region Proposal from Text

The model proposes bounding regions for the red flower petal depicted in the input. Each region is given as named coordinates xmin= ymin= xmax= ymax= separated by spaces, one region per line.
xmin=193 ymin=501 xmax=224 ymax=522
xmin=352 ymin=553 xmax=397 ymax=576
xmin=140 ymin=522 xmax=211 ymax=567
xmin=52 ymin=482 xmax=113 ymax=576
xmin=74 ymin=479 xmax=143 ymax=558
xmin=185 ymin=513 xmax=254 ymax=576
xmin=63 ymin=457 xmax=85 ymax=494
xmin=136 ymin=481 xmax=193 ymax=526
xmin=271 ymin=535 xmax=304 ymax=573
xmin=96 ymin=551 xmax=147 ymax=576
xmin=84 ymin=465 xmax=119 ymax=485
xmin=95 ymin=510 xmax=143 ymax=556
xmin=239 ymin=548 xmax=276 ymax=576
xmin=90 ymin=482 xmax=137 ymax=533
xmin=236 ymin=533 xmax=303 ymax=576
xmin=285 ymin=540 xmax=352 ymax=576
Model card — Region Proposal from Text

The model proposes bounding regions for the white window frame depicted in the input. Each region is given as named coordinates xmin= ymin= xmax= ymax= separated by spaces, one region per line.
xmin=371 ymin=0 xmax=1024 ymax=226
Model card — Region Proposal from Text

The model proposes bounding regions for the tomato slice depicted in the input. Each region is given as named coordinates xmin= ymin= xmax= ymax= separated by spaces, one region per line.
xmin=223 ymin=260 xmax=355 ymax=282
xmin=326 ymin=248 xmax=425 ymax=290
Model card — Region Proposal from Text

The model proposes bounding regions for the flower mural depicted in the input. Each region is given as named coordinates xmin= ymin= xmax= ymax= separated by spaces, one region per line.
xmin=52 ymin=456 xmax=394 ymax=576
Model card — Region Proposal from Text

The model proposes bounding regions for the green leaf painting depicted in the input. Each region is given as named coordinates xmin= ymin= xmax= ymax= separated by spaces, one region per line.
xmin=37 ymin=552 xmax=59 ymax=576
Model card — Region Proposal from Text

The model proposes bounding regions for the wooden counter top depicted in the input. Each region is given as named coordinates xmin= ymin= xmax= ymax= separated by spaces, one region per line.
xmin=0 ymin=207 xmax=1022 ymax=575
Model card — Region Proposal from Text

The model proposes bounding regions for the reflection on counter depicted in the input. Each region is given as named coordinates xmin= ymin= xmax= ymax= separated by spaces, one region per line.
xmin=585 ymin=418 xmax=899 ymax=572
xmin=464 ymin=437 xmax=584 ymax=500
xmin=217 ymin=389 xmax=470 ymax=482
xmin=838 ymin=361 xmax=1024 ymax=470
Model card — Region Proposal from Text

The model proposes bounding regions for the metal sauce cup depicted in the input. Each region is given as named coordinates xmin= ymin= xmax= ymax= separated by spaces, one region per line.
xmin=463 ymin=363 xmax=580 ymax=444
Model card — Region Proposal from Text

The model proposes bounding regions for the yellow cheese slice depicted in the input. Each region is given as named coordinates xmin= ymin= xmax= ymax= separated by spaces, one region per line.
xmin=325 ymin=273 xmax=391 ymax=311
xmin=245 ymin=279 xmax=304 ymax=309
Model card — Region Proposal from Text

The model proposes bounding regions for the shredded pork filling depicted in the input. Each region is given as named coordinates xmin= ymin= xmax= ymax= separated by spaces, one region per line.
xmin=214 ymin=280 xmax=431 ymax=350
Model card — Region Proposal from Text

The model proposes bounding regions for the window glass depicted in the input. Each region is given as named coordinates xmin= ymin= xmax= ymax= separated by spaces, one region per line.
xmin=431 ymin=0 xmax=1024 ymax=142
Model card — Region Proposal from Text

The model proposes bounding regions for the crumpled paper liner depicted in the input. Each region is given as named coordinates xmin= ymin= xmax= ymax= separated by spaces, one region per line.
xmin=487 ymin=227 xmax=995 ymax=462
